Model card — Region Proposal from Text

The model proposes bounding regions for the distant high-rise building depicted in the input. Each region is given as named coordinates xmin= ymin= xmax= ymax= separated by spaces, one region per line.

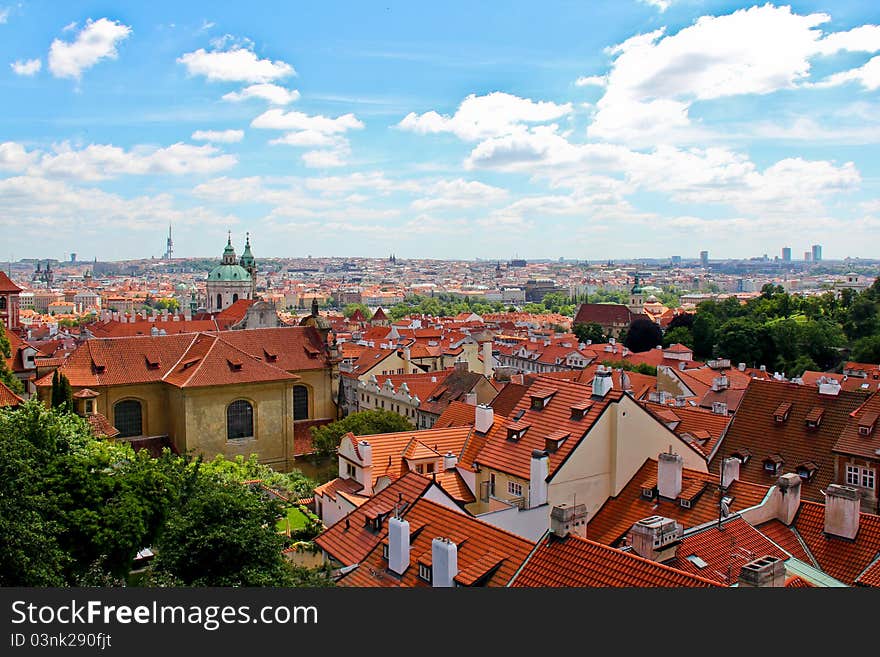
xmin=812 ymin=244 xmax=822 ymax=262
xmin=700 ymin=250 xmax=709 ymax=268
xmin=164 ymin=224 xmax=174 ymax=260
xmin=804 ymin=251 xmax=812 ymax=262
xmin=782 ymin=247 xmax=791 ymax=262
xmin=671 ymin=255 xmax=682 ymax=265
xmin=70 ymin=253 xmax=76 ymax=263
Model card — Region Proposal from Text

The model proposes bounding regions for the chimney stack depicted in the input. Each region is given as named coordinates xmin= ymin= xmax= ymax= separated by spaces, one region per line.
xmin=721 ymin=457 xmax=740 ymax=489
xmin=463 ymin=392 xmax=477 ymax=406
xmin=431 ymin=537 xmax=458 ymax=588
xmin=592 ymin=366 xmax=613 ymax=398
xmin=737 ymin=555 xmax=787 ymax=588
xmin=776 ymin=473 xmax=801 ymax=525
xmin=657 ymin=451 xmax=683 ymax=500
xmin=824 ymin=484 xmax=860 ymax=539
xmin=630 ymin=516 xmax=683 ymax=562
xmin=529 ymin=450 xmax=549 ymax=508
xmin=358 ymin=440 xmax=373 ymax=496
xmin=550 ymin=504 xmax=587 ymax=539
xmin=388 ymin=516 xmax=410 ymax=576
xmin=443 ymin=452 xmax=457 ymax=471
xmin=475 ymin=404 xmax=494 ymax=433
xmin=482 ymin=341 xmax=494 ymax=379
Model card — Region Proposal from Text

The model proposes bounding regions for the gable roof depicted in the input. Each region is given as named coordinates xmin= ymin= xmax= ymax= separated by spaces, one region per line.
xmin=574 ymin=303 xmax=633 ymax=326
xmin=433 ymin=399 xmax=477 ymax=428
xmin=833 ymin=392 xmax=880 ymax=460
xmin=641 ymin=401 xmax=732 ymax=458
xmin=0 ymin=271 xmax=21 ymax=293
xmin=510 ymin=533 xmax=718 ymax=588
xmin=0 ymin=380 xmax=23 ymax=407
xmin=709 ymin=379 xmax=871 ymax=501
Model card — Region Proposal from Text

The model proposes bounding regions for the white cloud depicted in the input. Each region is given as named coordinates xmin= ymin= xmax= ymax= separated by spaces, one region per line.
xmin=177 ymin=45 xmax=294 ymax=83
xmin=812 ymin=55 xmax=880 ymax=91
xmin=62 ymin=21 xmax=77 ymax=32
xmin=1 ymin=141 xmax=236 ymax=180
xmin=411 ymin=178 xmax=508 ymax=211
xmin=191 ymin=129 xmax=244 ymax=143
xmin=301 ymin=147 xmax=350 ymax=168
xmin=253 ymin=108 xmax=364 ymax=167
xmin=0 ymin=7 xmax=9 ymax=24
xmin=588 ymin=5 xmax=880 ymax=145
xmin=270 ymin=131 xmax=340 ymax=147
xmin=638 ymin=0 xmax=672 ymax=13
xmin=575 ymin=75 xmax=606 ymax=87
xmin=10 ymin=58 xmax=41 ymax=76
xmin=398 ymin=92 xmax=572 ymax=141
xmin=48 ymin=18 xmax=132 ymax=79
xmin=252 ymin=108 xmax=363 ymax=133
xmin=222 ymin=83 xmax=300 ymax=105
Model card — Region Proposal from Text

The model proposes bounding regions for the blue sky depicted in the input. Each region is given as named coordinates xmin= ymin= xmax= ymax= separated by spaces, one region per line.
xmin=1 ymin=0 xmax=879 ymax=262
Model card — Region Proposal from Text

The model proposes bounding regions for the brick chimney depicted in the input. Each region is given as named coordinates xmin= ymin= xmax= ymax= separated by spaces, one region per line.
xmin=737 ymin=555 xmax=786 ymax=588
xmin=388 ymin=516 xmax=410 ymax=575
xmin=550 ymin=504 xmax=587 ymax=539
xmin=657 ymin=451 xmax=683 ymax=500
xmin=776 ymin=473 xmax=801 ymax=525
xmin=431 ymin=537 xmax=458 ymax=587
xmin=630 ymin=516 xmax=683 ymax=562
xmin=824 ymin=484 xmax=860 ymax=539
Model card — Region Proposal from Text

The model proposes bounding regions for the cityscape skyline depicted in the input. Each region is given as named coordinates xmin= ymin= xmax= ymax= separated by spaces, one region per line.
xmin=2 ymin=1 xmax=880 ymax=261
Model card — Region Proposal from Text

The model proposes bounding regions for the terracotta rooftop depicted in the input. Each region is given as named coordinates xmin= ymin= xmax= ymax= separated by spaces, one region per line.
xmin=0 ymin=271 xmax=22 ymax=293
xmin=641 ymin=401 xmax=732 ymax=458
xmin=833 ymin=392 xmax=880 ymax=460
xmin=0 ymin=380 xmax=24 ymax=407
xmin=709 ymin=378 xmax=870 ymax=502
xmin=510 ymin=533 xmax=719 ymax=588
xmin=433 ymin=399 xmax=477 ymax=428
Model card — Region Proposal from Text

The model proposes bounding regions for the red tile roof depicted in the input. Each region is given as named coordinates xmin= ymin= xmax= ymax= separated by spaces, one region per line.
xmin=0 ymin=380 xmax=24 ymax=407
xmin=315 ymin=472 xmax=433 ymax=567
xmin=641 ymin=401 xmax=731 ymax=458
xmin=574 ymin=303 xmax=633 ymax=327
xmin=792 ymin=500 xmax=880 ymax=586
xmin=87 ymin=318 xmax=221 ymax=338
xmin=510 ymin=533 xmax=719 ymax=588
xmin=86 ymin=412 xmax=120 ymax=438
xmin=587 ymin=458 xmax=771 ymax=546
xmin=0 ymin=271 xmax=21 ymax=293
xmin=433 ymin=400 xmax=477 ymax=428
xmin=754 ymin=520 xmax=814 ymax=565
xmin=833 ymin=392 xmax=880 ymax=460
xmin=709 ymin=379 xmax=870 ymax=501
xmin=338 ymin=498 xmax=533 ymax=587
xmin=488 ymin=381 xmax=533 ymax=417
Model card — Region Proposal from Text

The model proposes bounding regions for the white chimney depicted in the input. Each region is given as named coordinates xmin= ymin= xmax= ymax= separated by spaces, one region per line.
xmin=482 ymin=341 xmax=494 ymax=378
xmin=630 ymin=516 xmax=683 ymax=562
xmin=475 ymin=404 xmax=494 ymax=433
xmin=824 ymin=484 xmax=860 ymax=539
xmin=463 ymin=392 xmax=477 ymax=405
xmin=529 ymin=450 xmax=549 ymax=508
xmin=776 ymin=473 xmax=801 ymax=525
xmin=737 ymin=555 xmax=787 ymax=588
xmin=721 ymin=457 xmax=740 ymax=489
xmin=550 ymin=504 xmax=587 ymax=539
xmin=443 ymin=452 xmax=457 ymax=471
xmin=738 ymin=362 xmax=746 ymax=371
xmin=657 ymin=451 xmax=683 ymax=500
xmin=358 ymin=440 xmax=373 ymax=496
xmin=593 ymin=366 xmax=613 ymax=398
xmin=431 ymin=537 xmax=458 ymax=588
xmin=388 ymin=516 xmax=410 ymax=575
xmin=819 ymin=379 xmax=842 ymax=396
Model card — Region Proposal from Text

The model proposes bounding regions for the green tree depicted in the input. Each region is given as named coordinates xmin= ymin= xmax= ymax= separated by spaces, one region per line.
xmin=851 ymin=335 xmax=880 ymax=364
xmin=662 ymin=326 xmax=694 ymax=349
xmin=200 ymin=453 xmax=316 ymax=501
xmin=691 ymin=313 xmax=718 ymax=359
xmin=623 ymin=318 xmax=663 ymax=353
xmin=572 ymin=322 xmax=606 ymax=344
xmin=844 ymin=296 xmax=878 ymax=341
xmin=50 ymin=371 xmax=73 ymax=411
xmin=310 ymin=409 xmax=414 ymax=457
xmin=343 ymin=303 xmax=371 ymax=319
xmin=0 ymin=323 xmax=23 ymax=394
xmin=716 ymin=317 xmax=767 ymax=366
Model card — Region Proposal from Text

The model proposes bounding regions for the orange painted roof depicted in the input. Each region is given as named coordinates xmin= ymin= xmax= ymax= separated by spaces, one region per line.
xmin=510 ymin=533 xmax=719 ymax=588
xmin=314 ymin=472 xmax=432 ymax=567
xmin=793 ymin=500 xmax=880 ymax=586
xmin=709 ymin=379 xmax=870 ymax=502
xmin=338 ymin=498 xmax=533 ymax=587
xmin=587 ymin=458 xmax=771 ymax=546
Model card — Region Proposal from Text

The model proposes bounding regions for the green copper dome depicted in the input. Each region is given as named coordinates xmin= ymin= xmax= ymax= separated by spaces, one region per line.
xmin=240 ymin=233 xmax=255 ymax=270
xmin=208 ymin=233 xmax=252 ymax=282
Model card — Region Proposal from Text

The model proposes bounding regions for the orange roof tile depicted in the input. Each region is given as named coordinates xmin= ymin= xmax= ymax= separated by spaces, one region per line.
xmin=833 ymin=392 xmax=880 ymax=460
xmin=0 ymin=380 xmax=24 ymax=407
xmin=433 ymin=400 xmax=477 ymax=428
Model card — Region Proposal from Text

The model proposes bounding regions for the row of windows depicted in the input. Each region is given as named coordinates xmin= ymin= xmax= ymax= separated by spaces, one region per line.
xmin=846 ymin=465 xmax=876 ymax=490
xmin=359 ymin=393 xmax=416 ymax=418
xmin=111 ymin=385 xmax=311 ymax=441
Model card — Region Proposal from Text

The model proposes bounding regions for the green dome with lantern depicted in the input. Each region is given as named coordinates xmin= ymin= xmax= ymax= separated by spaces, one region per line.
xmin=208 ymin=233 xmax=252 ymax=282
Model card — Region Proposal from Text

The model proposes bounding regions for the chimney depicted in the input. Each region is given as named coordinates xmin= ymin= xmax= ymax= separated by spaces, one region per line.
xmin=454 ymin=359 xmax=469 ymax=373
xmin=403 ymin=346 xmax=411 ymax=373
xmin=593 ymin=366 xmax=613 ymax=398
xmin=550 ymin=503 xmax=587 ymax=539
xmin=482 ymin=341 xmax=494 ymax=378
xmin=738 ymin=362 xmax=746 ymax=371
xmin=721 ymin=457 xmax=740 ymax=489
xmin=443 ymin=452 xmax=458 ymax=471
xmin=388 ymin=516 xmax=410 ymax=576
xmin=819 ymin=379 xmax=842 ymax=396
xmin=529 ymin=450 xmax=549 ymax=508
xmin=630 ymin=516 xmax=683 ymax=562
xmin=358 ymin=440 xmax=373 ymax=496
xmin=824 ymin=484 xmax=860 ymax=539
xmin=475 ymin=404 xmax=494 ymax=433
xmin=737 ymin=555 xmax=787 ymax=588
xmin=776 ymin=473 xmax=801 ymax=525
xmin=657 ymin=451 xmax=683 ymax=500
xmin=463 ymin=392 xmax=477 ymax=405
xmin=431 ymin=537 xmax=458 ymax=588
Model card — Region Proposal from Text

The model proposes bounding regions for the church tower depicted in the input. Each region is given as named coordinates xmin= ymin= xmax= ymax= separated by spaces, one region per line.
xmin=206 ymin=233 xmax=253 ymax=313
xmin=239 ymin=232 xmax=257 ymax=300
xmin=628 ymin=273 xmax=645 ymax=315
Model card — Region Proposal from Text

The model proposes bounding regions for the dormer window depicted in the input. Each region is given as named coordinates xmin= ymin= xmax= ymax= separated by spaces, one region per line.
xmin=418 ymin=563 xmax=432 ymax=583
xmin=529 ymin=388 xmax=556 ymax=410
xmin=805 ymin=407 xmax=824 ymax=430
xmin=731 ymin=449 xmax=751 ymax=465
xmin=570 ymin=401 xmax=593 ymax=420
xmin=544 ymin=431 xmax=570 ymax=453
xmin=763 ymin=454 xmax=784 ymax=475
xmin=679 ymin=498 xmax=692 ymax=509
xmin=641 ymin=486 xmax=656 ymax=500
xmin=382 ymin=544 xmax=389 ymax=560
xmin=773 ymin=402 xmax=792 ymax=424
xmin=796 ymin=462 xmax=818 ymax=481
xmin=507 ymin=422 xmax=530 ymax=441
xmin=858 ymin=412 xmax=878 ymax=436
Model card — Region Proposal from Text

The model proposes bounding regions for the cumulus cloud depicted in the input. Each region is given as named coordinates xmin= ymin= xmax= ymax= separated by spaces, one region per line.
xmin=191 ymin=129 xmax=244 ymax=143
xmin=252 ymin=108 xmax=364 ymax=167
xmin=252 ymin=108 xmax=363 ymax=133
xmin=0 ymin=7 xmax=9 ymax=23
xmin=811 ymin=55 xmax=880 ymax=91
xmin=0 ymin=142 xmax=39 ymax=171
xmin=638 ymin=0 xmax=672 ymax=11
xmin=10 ymin=58 xmax=41 ymax=76
xmin=398 ymin=92 xmax=572 ymax=141
xmin=177 ymin=44 xmax=294 ymax=83
xmin=48 ymin=18 xmax=131 ymax=79
xmin=575 ymin=75 xmax=606 ymax=87
xmin=411 ymin=178 xmax=508 ymax=211
xmin=222 ymin=83 xmax=300 ymax=105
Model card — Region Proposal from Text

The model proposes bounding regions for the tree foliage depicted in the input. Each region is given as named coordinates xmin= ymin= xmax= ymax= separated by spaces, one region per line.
xmin=623 ymin=318 xmax=663 ymax=353
xmin=0 ymin=323 xmax=23 ymax=394
xmin=572 ymin=322 xmax=607 ymax=344
xmin=310 ymin=409 xmax=415 ymax=457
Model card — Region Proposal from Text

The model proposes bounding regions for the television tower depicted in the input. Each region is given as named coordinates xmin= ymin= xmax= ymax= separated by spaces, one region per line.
xmin=164 ymin=224 xmax=174 ymax=260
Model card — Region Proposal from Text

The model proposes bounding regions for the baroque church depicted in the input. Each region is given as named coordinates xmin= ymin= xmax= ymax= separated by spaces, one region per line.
xmin=206 ymin=232 xmax=257 ymax=313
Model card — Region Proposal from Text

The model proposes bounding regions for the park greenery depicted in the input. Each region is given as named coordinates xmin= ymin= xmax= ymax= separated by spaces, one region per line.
xmin=310 ymin=408 xmax=415 ymax=457
xmin=0 ymin=322 xmax=24 ymax=394
xmin=0 ymin=400 xmax=332 ymax=587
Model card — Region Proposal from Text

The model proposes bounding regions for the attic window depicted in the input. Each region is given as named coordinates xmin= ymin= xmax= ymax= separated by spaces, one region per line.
xmin=418 ymin=563 xmax=432 ymax=583
xmin=796 ymin=462 xmax=818 ymax=481
xmin=92 ymin=362 xmax=106 ymax=373
xmin=227 ymin=359 xmax=243 ymax=371
xmin=144 ymin=354 xmax=160 ymax=369
xmin=679 ymin=498 xmax=692 ymax=509
xmin=512 ymin=409 xmax=526 ymax=422
xmin=763 ymin=454 xmax=784 ymax=475
xmin=544 ymin=431 xmax=570 ymax=453
xmin=641 ymin=486 xmax=656 ymax=500
xmin=529 ymin=388 xmax=556 ymax=410
xmin=181 ymin=357 xmax=200 ymax=370
xmin=858 ymin=412 xmax=878 ymax=436
xmin=773 ymin=402 xmax=792 ymax=424
xmin=570 ymin=401 xmax=593 ymax=420
xmin=506 ymin=423 xmax=530 ymax=441
xmin=805 ymin=407 xmax=824 ymax=429
xmin=263 ymin=349 xmax=278 ymax=362
xmin=686 ymin=554 xmax=708 ymax=569
xmin=731 ymin=449 xmax=751 ymax=465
